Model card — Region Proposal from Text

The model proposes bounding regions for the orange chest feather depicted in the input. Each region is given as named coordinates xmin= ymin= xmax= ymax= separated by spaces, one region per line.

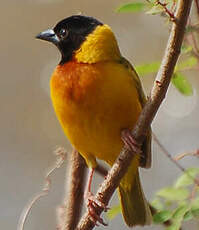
xmin=50 ymin=61 xmax=102 ymax=105
xmin=50 ymin=60 xmax=142 ymax=165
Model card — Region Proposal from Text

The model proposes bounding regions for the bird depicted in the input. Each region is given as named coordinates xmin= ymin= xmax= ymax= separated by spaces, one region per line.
xmin=36 ymin=15 xmax=152 ymax=227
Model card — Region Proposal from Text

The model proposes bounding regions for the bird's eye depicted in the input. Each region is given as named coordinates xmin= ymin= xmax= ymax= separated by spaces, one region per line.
xmin=59 ymin=28 xmax=68 ymax=38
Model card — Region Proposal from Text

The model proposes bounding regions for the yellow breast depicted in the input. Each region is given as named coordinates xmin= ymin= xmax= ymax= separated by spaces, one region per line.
xmin=50 ymin=60 xmax=142 ymax=167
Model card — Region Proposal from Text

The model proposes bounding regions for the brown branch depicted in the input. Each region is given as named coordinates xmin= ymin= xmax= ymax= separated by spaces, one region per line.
xmin=75 ymin=0 xmax=192 ymax=229
xmin=156 ymin=0 xmax=176 ymax=20
xmin=96 ymin=160 xmax=188 ymax=229
xmin=95 ymin=163 xmax=183 ymax=229
xmin=60 ymin=149 xmax=87 ymax=230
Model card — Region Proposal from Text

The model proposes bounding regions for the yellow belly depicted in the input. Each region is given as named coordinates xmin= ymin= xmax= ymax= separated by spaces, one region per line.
xmin=50 ymin=61 xmax=142 ymax=167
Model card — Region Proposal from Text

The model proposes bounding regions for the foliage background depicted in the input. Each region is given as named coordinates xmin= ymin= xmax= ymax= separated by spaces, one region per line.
xmin=0 ymin=0 xmax=199 ymax=229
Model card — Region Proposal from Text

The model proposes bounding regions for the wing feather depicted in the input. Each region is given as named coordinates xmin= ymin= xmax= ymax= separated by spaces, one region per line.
xmin=120 ymin=57 xmax=151 ymax=168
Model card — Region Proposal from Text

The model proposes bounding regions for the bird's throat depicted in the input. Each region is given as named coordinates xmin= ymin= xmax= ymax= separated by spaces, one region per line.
xmin=74 ymin=24 xmax=121 ymax=64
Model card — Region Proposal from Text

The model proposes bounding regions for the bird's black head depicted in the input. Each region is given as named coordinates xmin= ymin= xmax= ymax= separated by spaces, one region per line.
xmin=36 ymin=15 xmax=103 ymax=64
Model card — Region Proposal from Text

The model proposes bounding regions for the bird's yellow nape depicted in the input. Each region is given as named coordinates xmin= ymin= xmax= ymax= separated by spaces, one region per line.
xmin=74 ymin=24 xmax=121 ymax=63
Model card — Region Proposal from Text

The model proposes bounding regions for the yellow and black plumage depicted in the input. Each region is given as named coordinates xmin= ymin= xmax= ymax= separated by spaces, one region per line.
xmin=36 ymin=15 xmax=152 ymax=227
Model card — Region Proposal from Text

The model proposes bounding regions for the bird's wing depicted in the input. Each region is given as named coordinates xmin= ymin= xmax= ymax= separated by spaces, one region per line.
xmin=120 ymin=57 xmax=151 ymax=168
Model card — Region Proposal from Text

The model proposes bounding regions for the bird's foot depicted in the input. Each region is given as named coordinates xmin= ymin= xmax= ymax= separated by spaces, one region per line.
xmin=121 ymin=128 xmax=142 ymax=155
xmin=85 ymin=192 xmax=108 ymax=226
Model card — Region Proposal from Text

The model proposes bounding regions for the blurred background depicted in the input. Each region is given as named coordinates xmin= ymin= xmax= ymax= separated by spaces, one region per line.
xmin=1 ymin=0 xmax=199 ymax=229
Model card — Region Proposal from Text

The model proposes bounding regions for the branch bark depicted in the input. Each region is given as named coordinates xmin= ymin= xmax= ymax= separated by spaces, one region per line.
xmin=61 ymin=150 xmax=87 ymax=230
xmin=76 ymin=0 xmax=193 ymax=229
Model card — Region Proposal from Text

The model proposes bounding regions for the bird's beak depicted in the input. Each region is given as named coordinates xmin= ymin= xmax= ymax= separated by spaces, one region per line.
xmin=36 ymin=29 xmax=60 ymax=45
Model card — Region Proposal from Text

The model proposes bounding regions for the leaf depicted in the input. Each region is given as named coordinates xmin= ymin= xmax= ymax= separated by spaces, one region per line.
xmin=135 ymin=61 xmax=160 ymax=76
xmin=175 ymin=168 xmax=199 ymax=188
xmin=166 ymin=205 xmax=190 ymax=230
xmin=106 ymin=204 xmax=121 ymax=220
xmin=172 ymin=72 xmax=193 ymax=96
xmin=176 ymin=57 xmax=197 ymax=71
xmin=191 ymin=208 xmax=199 ymax=217
xmin=183 ymin=210 xmax=193 ymax=221
xmin=150 ymin=198 xmax=164 ymax=211
xmin=116 ymin=3 xmax=146 ymax=13
xmin=157 ymin=187 xmax=189 ymax=201
xmin=172 ymin=204 xmax=190 ymax=220
xmin=153 ymin=210 xmax=173 ymax=224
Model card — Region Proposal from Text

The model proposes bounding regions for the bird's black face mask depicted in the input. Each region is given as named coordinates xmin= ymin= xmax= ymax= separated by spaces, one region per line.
xmin=36 ymin=15 xmax=103 ymax=64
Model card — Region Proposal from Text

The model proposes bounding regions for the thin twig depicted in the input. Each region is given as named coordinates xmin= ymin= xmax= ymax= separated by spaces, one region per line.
xmin=174 ymin=149 xmax=199 ymax=161
xmin=153 ymin=134 xmax=199 ymax=186
xmin=60 ymin=149 xmax=87 ymax=230
xmin=76 ymin=0 xmax=193 ymax=229
xmin=184 ymin=36 xmax=199 ymax=61
xmin=190 ymin=182 xmax=199 ymax=200
xmin=152 ymin=134 xmax=186 ymax=173
xmin=156 ymin=0 xmax=176 ymax=20
xmin=188 ymin=17 xmax=199 ymax=55
xmin=195 ymin=0 xmax=199 ymax=19
xmin=18 ymin=147 xmax=67 ymax=230
xmin=190 ymin=31 xmax=199 ymax=54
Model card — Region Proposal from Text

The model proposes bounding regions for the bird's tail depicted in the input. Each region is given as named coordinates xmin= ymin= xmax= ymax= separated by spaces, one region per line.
xmin=118 ymin=163 xmax=152 ymax=227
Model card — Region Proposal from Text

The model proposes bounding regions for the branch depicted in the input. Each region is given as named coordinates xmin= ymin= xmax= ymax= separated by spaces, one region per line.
xmin=153 ymin=134 xmax=199 ymax=186
xmin=195 ymin=0 xmax=199 ymax=19
xmin=76 ymin=0 xmax=193 ymax=229
xmin=156 ymin=0 xmax=176 ymax=20
xmin=60 ymin=150 xmax=87 ymax=230
xmin=152 ymin=134 xmax=186 ymax=173
xmin=174 ymin=149 xmax=199 ymax=161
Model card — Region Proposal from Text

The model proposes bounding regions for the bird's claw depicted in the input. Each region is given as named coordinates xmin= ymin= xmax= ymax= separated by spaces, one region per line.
xmin=121 ymin=128 xmax=142 ymax=155
xmin=86 ymin=192 xmax=108 ymax=226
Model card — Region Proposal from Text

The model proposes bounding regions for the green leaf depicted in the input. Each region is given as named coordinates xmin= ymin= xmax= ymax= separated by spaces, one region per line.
xmin=175 ymin=168 xmax=199 ymax=188
xmin=172 ymin=204 xmax=190 ymax=220
xmin=183 ymin=210 xmax=193 ymax=221
xmin=176 ymin=57 xmax=197 ymax=71
xmin=116 ymin=3 xmax=145 ymax=13
xmin=172 ymin=72 xmax=193 ymax=96
xmin=166 ymin=205 xmax=190 ymax=230
xmin=106 ymin=204 xmax=121 ymax=220
xmin=153 ymin=210 xmax=173 ymax=224
xmin=191 ymin=208 xmax=199 ymax=217
xmin=150 ymin=198 xmax=164 ymax=211
xmin=135 ymin=61 xmax=160 ymax=76
xmin=157 ymin=187 xmax=189 ymax=201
